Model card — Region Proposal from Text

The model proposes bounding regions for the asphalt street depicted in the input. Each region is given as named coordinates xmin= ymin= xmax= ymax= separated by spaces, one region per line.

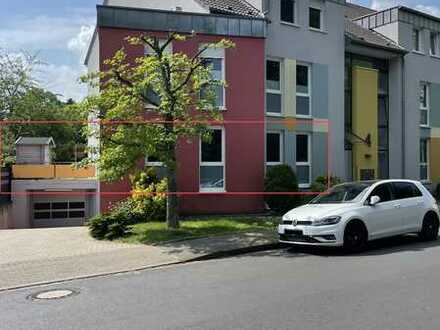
xmin=2 ymin=235 xmax=440 ymax=330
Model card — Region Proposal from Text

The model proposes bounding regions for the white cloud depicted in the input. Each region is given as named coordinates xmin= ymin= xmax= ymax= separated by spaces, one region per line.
xmin=34 ymin=63 xmax=87 ymax=102
xmin=0 ymin=11 xmax=95 ymax=101
xmin=68 ymin=25 xmax=95 ymax=63
xmin=0 ymin=15 xmax=94 ymax=52
xmin=370 ymin=0 xmax=400 ymax=11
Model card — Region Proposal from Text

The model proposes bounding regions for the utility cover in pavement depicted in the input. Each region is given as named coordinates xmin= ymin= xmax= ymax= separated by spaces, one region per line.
xmin=28 ymin=289 xmax=79 ymax=301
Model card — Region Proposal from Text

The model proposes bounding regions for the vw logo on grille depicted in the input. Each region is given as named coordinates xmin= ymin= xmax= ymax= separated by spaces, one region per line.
xmin=293 ymin=220 xmax=298 ymax=226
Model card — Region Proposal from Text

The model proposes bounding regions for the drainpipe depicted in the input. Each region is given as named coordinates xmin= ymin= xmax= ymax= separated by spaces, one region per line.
xmin=401 ymin=56 xmax=406 ymax=178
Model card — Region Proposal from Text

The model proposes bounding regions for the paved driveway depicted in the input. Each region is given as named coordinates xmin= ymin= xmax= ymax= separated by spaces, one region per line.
xmin=0 ymin=227 xmax=174 ymax=290
xmin=0 ymin=227 xmax=276 ymax=290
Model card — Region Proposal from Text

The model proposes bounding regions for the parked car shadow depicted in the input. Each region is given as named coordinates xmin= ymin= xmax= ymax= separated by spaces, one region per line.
xmin=282 ymin=234 xmax=440 ymax=257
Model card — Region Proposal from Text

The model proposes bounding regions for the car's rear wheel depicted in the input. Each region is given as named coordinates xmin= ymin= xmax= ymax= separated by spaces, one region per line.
xmin=419 ymin=212 xmax=439 ymax=241
xmin=343 ymin=221 xmax=368 ymax=253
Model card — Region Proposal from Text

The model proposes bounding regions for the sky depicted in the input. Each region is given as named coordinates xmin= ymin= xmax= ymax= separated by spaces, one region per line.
xmin=1 ymin=0 xmax=440 ymax=101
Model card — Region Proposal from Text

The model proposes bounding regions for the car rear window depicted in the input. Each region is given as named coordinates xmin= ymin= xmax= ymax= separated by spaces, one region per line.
xmin=392 ymin=182 xmax=422 ymax=200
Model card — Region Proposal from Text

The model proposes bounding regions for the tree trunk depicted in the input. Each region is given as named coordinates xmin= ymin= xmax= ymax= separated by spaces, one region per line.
xmin=166 ymin=166 xmax=179 ymax=229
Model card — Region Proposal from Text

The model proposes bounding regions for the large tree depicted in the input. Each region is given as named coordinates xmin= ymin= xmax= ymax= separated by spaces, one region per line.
xmin=0 ymin=49 xmax=38 ymax=119
xmin=81 ymin=33 xmax=234 ymax=228
xmin=0 ymin=49 xmax=86 ymax=164
xmin=3 ymin=87 xmax=86 ymax=164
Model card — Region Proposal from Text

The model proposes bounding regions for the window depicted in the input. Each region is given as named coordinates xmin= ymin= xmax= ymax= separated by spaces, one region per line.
xmin=296 ymin=134 xmax=311 ymax=188
xmin=430 ymin=32 xmax=439 ymax=56
xmin=296 ymin=64 xmax=311 ymax=117
xmin=420 ymin=139 xmax=429 ymax=181
xmin=143 ymin=40 xmax=173 ymax=108
xmin=281 ymin=0 xmax=295 ymax=24
xmin=413 ymin=29 xmax=422 ymax=52
xmin=392 ymin=182 xmax=422 ymax=200
xmin=420 ymin=83 xmax=429 ymax=127
xmin=369 ymin=183 xmax=392 ymax=203
xmin=266 ymin=60 xmax=282 ymax=114
xmin=200 ymin=128 xmax=225 ymax=192
xmin=266 ymin=132 xmax=283 ymax=165
xmin=309 ymin=7 xmax=322 ymax=30
xmin=200 ymin=46 xmax=225 ymax=109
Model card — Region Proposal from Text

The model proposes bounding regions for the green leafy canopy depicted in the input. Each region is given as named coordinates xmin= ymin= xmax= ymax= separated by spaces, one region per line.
xmin=80 ymin=33 xmax=235 ymax=182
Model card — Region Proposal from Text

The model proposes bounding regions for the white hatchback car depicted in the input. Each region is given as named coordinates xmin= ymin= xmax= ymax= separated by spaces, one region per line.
xmin=278 ymin=180 xmax=440 ymax=251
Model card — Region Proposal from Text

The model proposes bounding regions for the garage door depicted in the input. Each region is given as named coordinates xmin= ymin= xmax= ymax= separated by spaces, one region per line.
xmin=32 ymin=198 xmax=86 ymax=228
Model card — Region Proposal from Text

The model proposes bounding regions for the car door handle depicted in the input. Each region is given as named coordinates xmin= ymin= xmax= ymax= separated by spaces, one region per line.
xmin=394 ymin=204 xmax=401 ymax=209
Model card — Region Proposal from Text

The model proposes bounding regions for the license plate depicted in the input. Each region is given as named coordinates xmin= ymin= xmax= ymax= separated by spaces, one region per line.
xmin=284 ymin=230 xmax=303 ymax=237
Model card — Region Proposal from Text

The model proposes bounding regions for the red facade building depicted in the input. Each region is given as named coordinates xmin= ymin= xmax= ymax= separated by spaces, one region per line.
xmin=87 ymin=5 xmax=267 ymax=215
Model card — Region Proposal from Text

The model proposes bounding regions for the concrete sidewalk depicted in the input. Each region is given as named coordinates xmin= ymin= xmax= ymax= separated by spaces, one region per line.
xmin=0 ymin=227 xmax=277 ymax=291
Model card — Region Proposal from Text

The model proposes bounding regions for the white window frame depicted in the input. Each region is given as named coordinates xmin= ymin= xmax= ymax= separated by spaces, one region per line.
xmin=420 ymin=139 xmax=430 ymax=182
xmin=413 ymin=29 xmax=423 ymax=53
xmin=420 ymin=82 xmax=430 ymax=128
xmin=145 ymin=156 xmax=163 ymax=167
xmin=199 ymin=127 xmax=226 ymax=192
xmin=200 ymin=46 xmax=226 ymax=111
xmin=430 ymin=31 xmax=440 ymax=57
xmin=296 ymin=133 xmax=312 ymax=188
xmin=296 ymin=63 xmax=312 ymax=118
xmin=266 ymin=131 xmax=284 ymax=166
xmin=266 ymin=58 xmax=283 ymax=117
xmin=309 ymin=5 xmax=324 ymax=32
xmin=280 ymin=0 xmax=297 ymax=26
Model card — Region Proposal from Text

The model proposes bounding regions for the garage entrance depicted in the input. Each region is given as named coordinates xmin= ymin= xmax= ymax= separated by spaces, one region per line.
xmin=32 ymin=197 xmax=87 ymax=228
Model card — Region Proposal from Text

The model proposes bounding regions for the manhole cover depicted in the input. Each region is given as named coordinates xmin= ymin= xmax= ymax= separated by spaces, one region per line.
xmin=28 ymin=288 xmax=79 ymax=301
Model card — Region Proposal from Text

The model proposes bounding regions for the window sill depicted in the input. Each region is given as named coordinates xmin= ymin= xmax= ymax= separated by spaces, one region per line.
xmin=420 ymin=125 xmax=431 ymax=129
xmin=412 ymin=50 xmax=425 ymax=56
xmin=430 ymin=54 xmax=440 ymax=60
xmin=309 ymin=27 xmax=328 ymax=34
xmin=296 ymin=115 xmax=312 ymax=119
xmin=299 ymin=184 xmax=312 ymax=189
xmin=281 ymin=21 xmax=300 ymax=29
xmin=266 ymin=162 xmax=283 ymax=166
xmin=145 ymin=163 xmax=163 ymax=167
xmin=266 ymin=112 xmax=284 ymax=117
xmin=199 ymin=189 xmax=226 ymax=193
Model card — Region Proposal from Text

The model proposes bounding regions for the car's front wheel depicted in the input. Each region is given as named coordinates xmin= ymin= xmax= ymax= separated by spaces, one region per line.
xmin=419 ymin=212 xmax=439 ymax=241
xmin=343 ymin=221 xmax=368 ymax=253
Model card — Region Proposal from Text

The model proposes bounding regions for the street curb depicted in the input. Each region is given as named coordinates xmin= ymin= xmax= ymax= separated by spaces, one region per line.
xmin=0 ymin=242 xmax=285 ymax=293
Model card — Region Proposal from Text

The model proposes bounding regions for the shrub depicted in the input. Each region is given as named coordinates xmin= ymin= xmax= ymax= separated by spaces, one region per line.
xmin=88 ymin=168 xmax=167 ymax=240
xmin=88 ymin=210 xmax=132 ymax=240
xmin=264 ymin=164 xmax=301 ymax=214
xmin=131 ymin=169 xmax=167 ymax=222
xmin=310 ymin=175 xmax=342 ymax=192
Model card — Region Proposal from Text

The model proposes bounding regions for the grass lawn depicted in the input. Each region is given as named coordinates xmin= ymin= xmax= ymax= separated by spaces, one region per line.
xmin=120 ymin=217 xmax=278 ymax=245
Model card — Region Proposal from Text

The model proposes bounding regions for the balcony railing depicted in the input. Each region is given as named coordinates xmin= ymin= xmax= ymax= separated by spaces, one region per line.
xmin=12 ymin=164 xmax=96 ymax=179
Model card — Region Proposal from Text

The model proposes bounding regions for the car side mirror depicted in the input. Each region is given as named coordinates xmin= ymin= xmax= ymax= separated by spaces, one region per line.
xmin=370 ymin=195 xmax=381 ymax=206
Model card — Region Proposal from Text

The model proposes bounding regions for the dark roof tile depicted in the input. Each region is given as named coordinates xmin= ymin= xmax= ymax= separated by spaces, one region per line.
xmin=345 ymin=19 xmax=406 ymax=53
xmin=196 ymin=0 xmax=263 ymax=18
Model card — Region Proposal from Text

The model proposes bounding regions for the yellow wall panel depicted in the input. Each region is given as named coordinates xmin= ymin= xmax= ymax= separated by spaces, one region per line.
xmin=352 ymin=66 xmax=379 ymax=181
xmin=430 ymin=138 xmax=440 ymax=181
xmin=12 ymin=165 xmax=96 ymax=179
xmin=55 ymin=165 xmax=96 ymax=179
xmin=283 ymin=58 xmax=296 ymax=119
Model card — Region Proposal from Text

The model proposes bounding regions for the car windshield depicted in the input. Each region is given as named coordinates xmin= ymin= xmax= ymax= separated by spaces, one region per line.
xmin=310 ymin=182 xmax=373 ymax=204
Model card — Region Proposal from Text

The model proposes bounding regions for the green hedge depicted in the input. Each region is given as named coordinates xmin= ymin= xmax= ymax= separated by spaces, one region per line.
xmin=264 ymin=164 xmax=301 ymax=214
